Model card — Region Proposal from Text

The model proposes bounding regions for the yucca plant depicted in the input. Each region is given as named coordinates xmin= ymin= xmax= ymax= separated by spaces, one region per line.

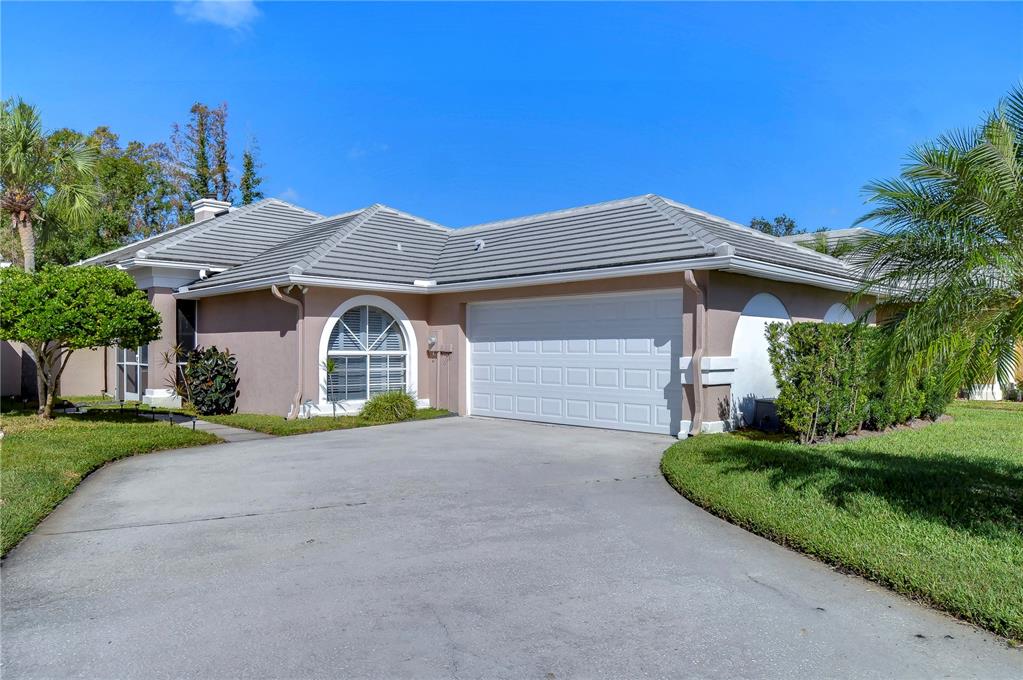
xmin=853 ymin=83 xmax=1023 ymax=395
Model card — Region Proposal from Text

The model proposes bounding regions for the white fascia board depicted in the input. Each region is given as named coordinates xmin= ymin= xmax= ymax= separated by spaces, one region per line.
xmin=430 ymin=256 xmax=733 ymax=293
xmin=726 ymin=257 xmax=865 ymax=293
xmin=123 ymin=258 xmax=228 ymax=272
xmin=175 ymin=255 xmax=867 ymax=300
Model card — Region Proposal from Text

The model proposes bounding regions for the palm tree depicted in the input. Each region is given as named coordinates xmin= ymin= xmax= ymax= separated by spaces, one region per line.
xmin=854 ymin=84 xmax=1022 ymax=394
xmin=1 ymin=98 xmax=97 ymax=271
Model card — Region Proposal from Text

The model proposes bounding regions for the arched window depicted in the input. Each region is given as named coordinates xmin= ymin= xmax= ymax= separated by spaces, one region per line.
xmin=325 ymin=305 xmax=407 ymax=401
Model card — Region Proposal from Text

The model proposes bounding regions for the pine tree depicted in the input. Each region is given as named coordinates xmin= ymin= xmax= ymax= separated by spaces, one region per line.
xmin=239 ymin=139 xmax=264 ymax=205
xmin=209 ymin=103 xmax=233 ymax=202
xmin=187 ymin=102 xmax=212 ymax=200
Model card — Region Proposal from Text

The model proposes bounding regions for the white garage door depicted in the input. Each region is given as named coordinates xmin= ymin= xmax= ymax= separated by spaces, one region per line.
xmin=469 ymin=291 xmax=683 ymax=435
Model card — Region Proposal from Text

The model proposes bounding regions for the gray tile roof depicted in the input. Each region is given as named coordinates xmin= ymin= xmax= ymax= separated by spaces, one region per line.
xmin=187 ymin=205 xmax=449 ymax=288
xmin=82 ymin=199 xmax=323 ymax=268
xmin=91 ymin=193 xmax=862 ymax=293
xmin=430 ymin=196 xmax=716 ymax=283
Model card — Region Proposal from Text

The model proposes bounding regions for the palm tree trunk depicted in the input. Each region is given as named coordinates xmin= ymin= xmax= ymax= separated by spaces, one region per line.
xmin=13 ymin=212 xmax=35 ymax=272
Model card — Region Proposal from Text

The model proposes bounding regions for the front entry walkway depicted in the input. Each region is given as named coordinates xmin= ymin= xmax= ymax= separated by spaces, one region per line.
xmin=2 ymin=418 xmax=1018 ymax=678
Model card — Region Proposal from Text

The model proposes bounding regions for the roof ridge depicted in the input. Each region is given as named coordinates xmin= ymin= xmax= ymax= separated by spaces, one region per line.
xmin=661 ymin=198 xmax=855 ymax=270
xmin=306 ymin=206 xmax=374 ymax=226
xmin=288 ymin=205 xmax=383 ymax=275
xmin=642 ymin=195 xmax=728 ymax=256
xmin=135 ymin=198 xmax=274 ymax=260
xmin=452 ymin=194 xmax=654 ymax=234
xmin=265 ymin=197 xmax=326 ymax=220
xmin=376 ymin=204 xmax=452 ymax=233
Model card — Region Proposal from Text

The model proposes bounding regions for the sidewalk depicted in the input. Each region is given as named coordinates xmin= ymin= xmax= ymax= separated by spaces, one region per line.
xmin=181 ymin=417 xmax=273 ymax=443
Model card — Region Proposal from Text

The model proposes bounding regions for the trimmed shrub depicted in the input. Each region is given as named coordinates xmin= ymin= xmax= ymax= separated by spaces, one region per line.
xmin=767 ymin=322 xmax=870 ymax=444
xmin=182 ymin=346 xmax=239 ymax=415
xmin=865 ymin=377 xmax=924 ymax=430
xmin=767 ymin=322 xmax=954 ymax=443
xmin=360 ymin=391 xmax=417 ymax=423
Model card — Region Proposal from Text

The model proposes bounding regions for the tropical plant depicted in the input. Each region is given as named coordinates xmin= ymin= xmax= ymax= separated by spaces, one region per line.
xmin=181 ymin=346 xmax=239 ymax=415
xmin=0 ymin=99 xmax=98 ymax=271
xmin=322 ymin=356 xmax=340 ymax=417
xmin=803 ymin=228 xmax=860 ymax=259
xmin=854 ymin=83 xmax=1023 ymax=394
xmin=360 ymin=391 xmax=417 ymax=423
xmin=0 ymin=265 xmax=162 ymax=417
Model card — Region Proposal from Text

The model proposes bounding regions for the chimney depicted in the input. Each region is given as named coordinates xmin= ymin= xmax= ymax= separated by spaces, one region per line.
xmin=191 ymin=195 xmax=232 ymax=223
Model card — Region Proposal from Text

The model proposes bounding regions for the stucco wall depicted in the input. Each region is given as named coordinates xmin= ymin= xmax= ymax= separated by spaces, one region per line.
xmin=173 ymin=270 xmax=869 ymax=426
xmin=59 ymin=348 xmax=107 ymax=397
xmin=2 ymin=341 xmax=23 ymax=397
xmin=196 ymin=290 xmax=301 ymax=415
xmin=705 ymin=271 xmax=871 ymax=357
xmin=148 ymin=288 xmax=178 ymax=392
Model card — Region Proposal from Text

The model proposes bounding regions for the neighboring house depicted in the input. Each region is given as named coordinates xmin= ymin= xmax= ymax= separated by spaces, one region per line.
xmin=780 ymin=227 xmax=876 ymax=253
xmin=60 ymin=194 xmax=871 ymax=437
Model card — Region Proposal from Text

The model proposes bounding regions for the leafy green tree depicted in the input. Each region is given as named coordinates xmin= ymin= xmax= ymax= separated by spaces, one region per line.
xmin=39 ymin=128 xmax=179 ymax=264
xmin=239 ymin=140 xmax=265 ymax=205
xmin=0 ymin=265 xmax=161 ymax=417
xmin=749 ymin=214 xmax=801 ymax=237
xmin=855 ymin=83 xmax=1023 ymax=393
xmin=0 ymin=99 xmax=97 ymax=271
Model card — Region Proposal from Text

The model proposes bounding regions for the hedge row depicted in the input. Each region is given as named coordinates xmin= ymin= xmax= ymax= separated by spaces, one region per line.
xmin=766 ymin=322 xmax=954 ymax=444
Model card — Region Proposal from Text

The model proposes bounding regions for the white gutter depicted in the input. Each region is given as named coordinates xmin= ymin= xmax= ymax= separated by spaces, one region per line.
xmin=175 ymin=256 xmax=735 ymax=299
xmin=174 ymin=255 xmax=870 ymax=300
xmin=726 ymin=257 xmax=866 ymax=293
xmin=120 ymin=258 xmax=230 ymax=273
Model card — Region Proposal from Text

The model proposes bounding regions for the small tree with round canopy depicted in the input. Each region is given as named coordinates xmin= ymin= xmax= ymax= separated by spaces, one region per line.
xmin=0 ymin=265 xmax=161 ymax=418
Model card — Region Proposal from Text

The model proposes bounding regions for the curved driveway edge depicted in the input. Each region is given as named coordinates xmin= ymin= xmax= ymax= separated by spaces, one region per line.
xmin=3 ymin=417 xmax=1020 ymax=678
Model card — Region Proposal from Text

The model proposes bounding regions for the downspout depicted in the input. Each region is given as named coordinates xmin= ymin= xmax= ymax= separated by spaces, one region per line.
xmin=682 ymin=270 xmax=706 ymax=437
xmin=271 ymin=284 xmax=304 ymax=420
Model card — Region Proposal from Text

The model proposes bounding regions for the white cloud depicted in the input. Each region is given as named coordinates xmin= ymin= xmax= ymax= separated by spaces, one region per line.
xmin=174 ymin=0 xmax=260 ymax=31
xmin=348 ymin=143 xmax=390 ymax=160
xmin=279 ymin=187 xmax=301 ymax=202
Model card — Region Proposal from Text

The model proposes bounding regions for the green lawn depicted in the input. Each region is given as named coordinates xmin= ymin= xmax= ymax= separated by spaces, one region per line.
xmin=660 ymin=400 xmax=1023 ymax=641
xmin=1 ymin=405 xmax=219 ymax=556
xmin=203 ymin=407 xmax=452 ymax=436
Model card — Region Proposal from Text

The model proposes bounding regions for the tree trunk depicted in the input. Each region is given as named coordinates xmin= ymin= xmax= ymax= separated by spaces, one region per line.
xmin=14 ymin=212 xmax=36 ymax=272
xmin=33 ymin=347 xmax=48 ymax=417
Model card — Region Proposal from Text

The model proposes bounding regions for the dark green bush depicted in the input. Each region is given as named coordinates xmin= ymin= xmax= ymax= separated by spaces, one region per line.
xmin=360 ymin=391 xmax=416 ymax=423
xmin=865 ymin=377 xmax=924 ymax=430
xmin=920 ymin=365 xmax=957 ymax=420
xmin=182 ymin=346 xmax=239 ymax=415
xmin=768 ymin=322 xmax=953 ymax=443
xmin=767 ymin=322 xmax=870 ymax=444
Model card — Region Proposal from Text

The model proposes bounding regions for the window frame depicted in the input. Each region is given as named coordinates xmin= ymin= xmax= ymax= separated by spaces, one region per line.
xmin=320 ymin=300 xmax=415 ymax=408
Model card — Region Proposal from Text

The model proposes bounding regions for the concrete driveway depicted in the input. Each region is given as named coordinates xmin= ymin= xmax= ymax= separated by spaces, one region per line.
xmin=2 ymin=417 xmax=1019 ymax=679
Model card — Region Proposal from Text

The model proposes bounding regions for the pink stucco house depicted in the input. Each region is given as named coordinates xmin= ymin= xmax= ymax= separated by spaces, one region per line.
xmin=58 ymin=194 xmax=868 ymax=437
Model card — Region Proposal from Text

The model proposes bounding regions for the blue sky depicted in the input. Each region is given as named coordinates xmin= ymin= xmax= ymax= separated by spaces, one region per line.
xmin=3 ymin=1 xmax=1021 ymax=229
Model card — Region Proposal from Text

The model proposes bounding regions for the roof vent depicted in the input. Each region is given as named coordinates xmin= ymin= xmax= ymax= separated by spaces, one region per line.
xmin=474 ymin=239 xmax=485 ymax=252
xmin=396 ymin=243 xmax=403 ymax=252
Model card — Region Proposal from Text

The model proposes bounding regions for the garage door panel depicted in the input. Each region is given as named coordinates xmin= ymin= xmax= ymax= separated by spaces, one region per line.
xmin=469 ymin=292 xmax=683 ymax=436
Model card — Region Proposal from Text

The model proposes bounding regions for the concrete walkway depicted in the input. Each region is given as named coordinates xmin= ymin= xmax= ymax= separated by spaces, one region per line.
xmin=179 ymin=417 xmax=274 ymax=443
xmin=2 ymin=418 xmax=1020 ymax=678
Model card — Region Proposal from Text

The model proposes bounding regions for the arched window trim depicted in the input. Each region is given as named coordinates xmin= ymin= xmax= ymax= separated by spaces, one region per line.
xmin=316 ymin=295 xmax=419 ymax=410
